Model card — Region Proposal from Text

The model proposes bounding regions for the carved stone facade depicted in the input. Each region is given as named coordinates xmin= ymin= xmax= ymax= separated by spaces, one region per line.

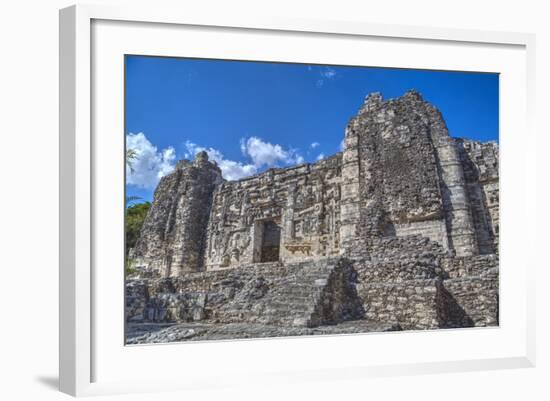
xmin=127 ymin=90 xmax=499 ymax=342
xmin=204 ymin=154 xmax=343 ymax=270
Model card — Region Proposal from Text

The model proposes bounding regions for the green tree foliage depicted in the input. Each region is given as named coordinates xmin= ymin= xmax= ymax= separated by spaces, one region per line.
xmin=125 ymin=201 xmax=151 ymax=257
xmin=125 ymin=148 xmax=144 ymax=275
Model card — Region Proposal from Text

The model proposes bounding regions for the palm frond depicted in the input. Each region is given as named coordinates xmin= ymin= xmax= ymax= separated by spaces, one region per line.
xmin=126 ymin=195 xmax=142 ymax=206
xmin=126 ymin=148 xmax=138 ymax=173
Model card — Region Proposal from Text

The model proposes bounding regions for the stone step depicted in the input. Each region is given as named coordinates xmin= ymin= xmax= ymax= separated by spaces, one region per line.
xmin=217 ymin=261 xmax=338 ymax=326
xmin=134 ymin=257 xmax=364 ymax=328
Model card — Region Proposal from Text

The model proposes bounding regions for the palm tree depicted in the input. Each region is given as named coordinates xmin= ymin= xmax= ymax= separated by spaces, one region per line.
xmin=126 ymin=148 xmax=138 ymax=173
xmin=126 ymin=148 xmax=140 ymax=206
xmin=126 ymin=195 xmax=142 ymax=206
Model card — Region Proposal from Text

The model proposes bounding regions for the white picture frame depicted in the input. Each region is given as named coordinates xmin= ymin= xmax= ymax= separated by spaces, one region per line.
xmin=59 ymin=4 xmax=536 ymax=397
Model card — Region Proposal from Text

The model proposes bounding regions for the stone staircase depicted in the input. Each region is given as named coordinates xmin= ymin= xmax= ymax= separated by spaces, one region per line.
xmin=215 ymin=259 xmax=339 ymax=327
xmin=131 ymin=257 xmax=365 ymax=328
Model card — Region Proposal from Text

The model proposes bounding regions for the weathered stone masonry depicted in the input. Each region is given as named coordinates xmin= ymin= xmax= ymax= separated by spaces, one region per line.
xmin=204 ymin=153 xmax=343 ymax=270
xmin=342 ymin=91 xmax=481 ymax=257
xmin=130 ymin=152 xmax=223 ymax=277
xmin=127 ymin=90 xmax=499 ymax=340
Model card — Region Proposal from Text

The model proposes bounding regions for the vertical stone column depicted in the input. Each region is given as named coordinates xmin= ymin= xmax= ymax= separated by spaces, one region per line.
xmin=429 ymin=111 xmax=478 ymax=257
xmin=339 ymin=123 xmax=362 ymax=254
xmin=280 ymin=184 xmax=296 ymax=262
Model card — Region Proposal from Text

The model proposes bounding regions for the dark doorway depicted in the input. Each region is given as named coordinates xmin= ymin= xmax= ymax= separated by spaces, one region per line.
xmin=260 ymin=220 xmax=281 ymax=262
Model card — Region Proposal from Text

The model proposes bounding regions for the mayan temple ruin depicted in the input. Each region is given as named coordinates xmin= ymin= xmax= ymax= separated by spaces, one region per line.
xmin=126 ymin=90 xmax=499 ymax=343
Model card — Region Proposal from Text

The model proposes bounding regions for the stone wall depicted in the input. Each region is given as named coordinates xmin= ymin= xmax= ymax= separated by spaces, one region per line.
xmin=438 ymin=274 xmax=499 ymax=328
xmin=357 ymin=279 xmax=442 ymax=330
xmin=440 ymin=254 xmax=499 ymax=279
xmin=127 ymin=251 xmax=499 ymax=331
xmin=349 ymin=92 xmax=443 ymax=243
xmin=342 ymin=90 xmax=480 ymax=257
xmin=356 ymin=268 xmax=498 ymax=330
xmin=205 ymin=154 xmax=343 ymax=269
xmin=351 ymin=234 xmax=498 ymax=330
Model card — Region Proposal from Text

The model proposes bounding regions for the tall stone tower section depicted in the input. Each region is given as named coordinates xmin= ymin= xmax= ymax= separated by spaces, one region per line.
xmin=339 ymin=90 xmax=479 ymax=257
xmin=131 ymin=151 xmax=223 ymax=277
xmin=424 ymin=101 xmax=479 ymax=256
xmin=339 ymin=115 xmax=362 ymax=254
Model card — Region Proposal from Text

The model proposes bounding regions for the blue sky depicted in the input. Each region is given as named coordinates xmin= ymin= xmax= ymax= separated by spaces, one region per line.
xmin=125 ymin=55 xmax=499 ymax=202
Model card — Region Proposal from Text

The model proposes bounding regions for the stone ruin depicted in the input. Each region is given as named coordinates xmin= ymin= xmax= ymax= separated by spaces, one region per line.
xmin=126 ymin=90 xmax=499 ymax=343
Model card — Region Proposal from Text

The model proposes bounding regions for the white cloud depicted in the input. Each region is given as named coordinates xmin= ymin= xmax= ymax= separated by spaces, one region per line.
xmin=239 ymin=138 xmax=247 ymax=156
xmin=126 ymin=132 xmax=176 ymax=189
xmin=184 ymin=136 xmax=304 ymax=181
xmin=339 ymin=139 xmax=345 ymax=151
xmin=314 ymin=67 xmax=339 ymax=89
xmin=241 ymin=136 xmax=303 ymax=168
xmin=316 ymin=153 xmax=325 ymax=161
xmin=218 ymin=160 xmax=257 ymax=181
xmin=310 ymin=142 xmax=320 ymax=149
xmin=127 ymin=133 xmax=306 ymax=185
xmin=320 ymin=67 xmax=337 ymax=79
xmin=184 ymin=141 xmax=257 ymax=181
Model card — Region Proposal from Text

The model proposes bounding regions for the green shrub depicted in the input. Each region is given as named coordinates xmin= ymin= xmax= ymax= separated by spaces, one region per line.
xmin=125 ymin=201 xmax=151 ymax=256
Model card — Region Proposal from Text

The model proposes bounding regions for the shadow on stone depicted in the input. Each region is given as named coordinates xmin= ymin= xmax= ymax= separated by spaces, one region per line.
xmin=310 ymin=259 xmax=365 ymax=326
xmin=437 ymin=283 xmax=474 ymax=328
